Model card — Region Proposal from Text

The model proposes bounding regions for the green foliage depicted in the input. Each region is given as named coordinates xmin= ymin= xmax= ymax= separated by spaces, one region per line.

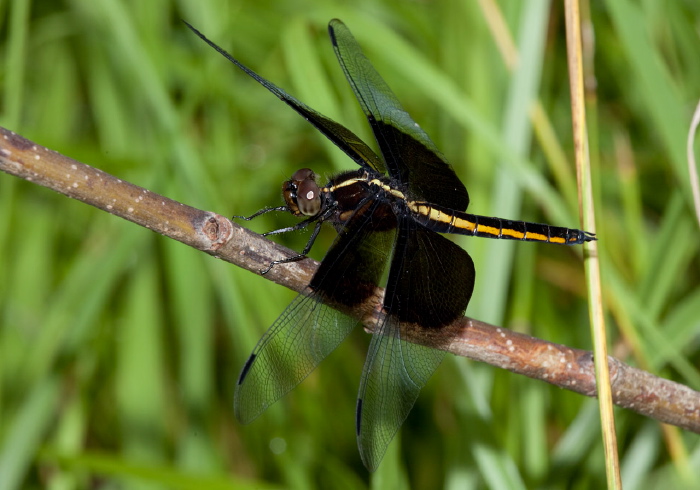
xmin=1 ymin=0 xmax=699 ymax=488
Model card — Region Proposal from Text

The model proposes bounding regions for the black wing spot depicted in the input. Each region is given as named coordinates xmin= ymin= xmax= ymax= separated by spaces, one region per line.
xmin=356 ymin=398 xmax=363 ymax=436
xmin=238 ymin=354 xmax=256 ymax=384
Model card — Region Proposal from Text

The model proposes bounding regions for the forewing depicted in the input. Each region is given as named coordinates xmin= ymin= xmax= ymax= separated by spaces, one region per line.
xmin=310 ymin=200 xmax=396 ymax=308
xmin=235 ymin=293 xmax=356 ymax=424
xmin=235 ymin=198 xmax=395 ymax=424
xmin=356 ymin=220 xmax=475 ymax=470
xmin=328 ymin=19 xmax=469 ymax=211
xmin=185 ymin=21 xmax=385 ymax=174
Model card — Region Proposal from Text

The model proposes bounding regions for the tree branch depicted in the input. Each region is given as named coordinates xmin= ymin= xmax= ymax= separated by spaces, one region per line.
xmin=2 ymin=125 xmax=699 ymax=434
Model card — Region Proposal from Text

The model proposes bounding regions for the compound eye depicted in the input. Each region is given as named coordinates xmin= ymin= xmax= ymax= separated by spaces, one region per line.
xmin=282 ymin=168 xmax=322 ymax=217
xmin=296 ymin=178 xmax=321 ymax=216
xmin=291 ymin=168 xmax=316 ymax=182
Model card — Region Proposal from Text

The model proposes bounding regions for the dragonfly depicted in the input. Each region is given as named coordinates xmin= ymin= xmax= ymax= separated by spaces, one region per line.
xmin=186 ymin=19 xmax=595 ymax=471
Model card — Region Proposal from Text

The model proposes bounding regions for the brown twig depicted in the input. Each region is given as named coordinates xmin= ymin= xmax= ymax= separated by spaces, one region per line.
xmin=2 ymin=125 xmax=699 ymax=434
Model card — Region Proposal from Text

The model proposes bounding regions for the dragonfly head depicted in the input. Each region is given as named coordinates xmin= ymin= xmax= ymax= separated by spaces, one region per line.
xmin=283 ymin=168 xmax=322 ymax=217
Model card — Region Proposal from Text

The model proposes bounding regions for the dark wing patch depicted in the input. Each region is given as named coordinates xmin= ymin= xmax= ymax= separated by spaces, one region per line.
xmin=328 ymin=19 xmax=469 ymax=211
xmin=386 ymin=220 xmax=475 ymax=329
xmin=356 ymin=218 xmax=475 ymax=470
xmin=311 ymin=199 xmax=396 ymax=306
xmin=235 ymin=198 xmax=396 ymax=424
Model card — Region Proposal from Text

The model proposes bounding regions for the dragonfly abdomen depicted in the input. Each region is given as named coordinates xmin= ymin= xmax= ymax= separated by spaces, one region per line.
xmin=409 ymin=201 xmax=595 ymax=244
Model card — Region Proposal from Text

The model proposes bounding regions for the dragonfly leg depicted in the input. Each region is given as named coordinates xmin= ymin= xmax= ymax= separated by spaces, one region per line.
xmin=262 ymin=215 xmax=319 ymax=237
xmin=260 ymin=221 xmax=324 ymax=274
xmin=232 ymin=205 xmax=288 ymax=221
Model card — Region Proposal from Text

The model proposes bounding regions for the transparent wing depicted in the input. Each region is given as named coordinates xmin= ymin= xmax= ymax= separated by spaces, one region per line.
xmin=356 ymin=220 xmax=475 ymax=470
xmin=235 ymin=198 xmax=396 ymax=424
xmin=328 ymin=19 xmax=469 ymax=210
xmin=234 ymin=292 xmax=356 ymax=424
xmin=356 ymin=316 xmax=445 ymax=471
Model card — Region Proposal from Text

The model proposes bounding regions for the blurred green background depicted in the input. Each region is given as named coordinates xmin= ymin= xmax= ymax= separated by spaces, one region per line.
xmin=1 ymin=0 xmax=699 ymax=488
